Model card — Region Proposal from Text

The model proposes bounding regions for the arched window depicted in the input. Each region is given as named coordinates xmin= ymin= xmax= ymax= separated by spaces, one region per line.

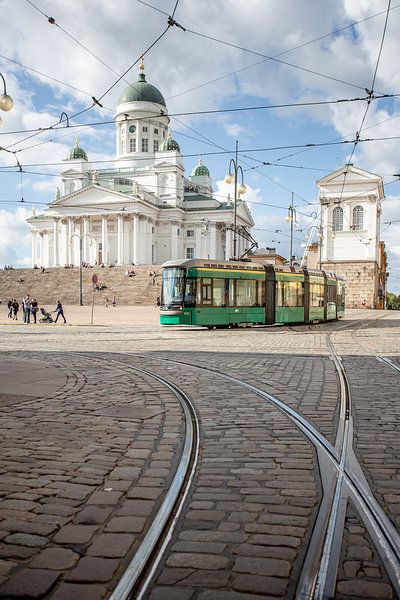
xmin=332 ymin=206 xmax=343 ymax=231
xmin=352 ymin=205 xmax=364 ymax=230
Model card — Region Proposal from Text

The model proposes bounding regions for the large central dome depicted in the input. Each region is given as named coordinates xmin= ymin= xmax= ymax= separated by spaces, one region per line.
xmin=118 ymin=73 xmax=166 ymax=107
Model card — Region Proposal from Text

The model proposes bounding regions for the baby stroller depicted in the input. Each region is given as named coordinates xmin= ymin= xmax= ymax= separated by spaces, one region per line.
xmin=39 ymin=307 xmax=54 ymax=323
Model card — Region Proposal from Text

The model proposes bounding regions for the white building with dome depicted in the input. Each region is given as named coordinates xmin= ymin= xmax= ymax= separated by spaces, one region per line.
xmin=27 ymin=63 xmax=254 ymax=267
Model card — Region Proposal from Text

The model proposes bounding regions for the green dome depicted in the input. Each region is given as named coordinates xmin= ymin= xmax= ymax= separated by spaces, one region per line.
xmin=191 ymin=158 xmax=210 ymax=177
xmin=160 ymin=133 xmax=180 ymax=152
xmin=119 ymin=73 xmax=166 ymax=107
xmin=67 ymin=138 xmax=88 ymax=161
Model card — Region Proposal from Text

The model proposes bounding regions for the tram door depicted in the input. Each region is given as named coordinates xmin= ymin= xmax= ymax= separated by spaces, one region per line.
xmin=264 ymin=265 xmax=275 ymax=325
xmin=303 ymin=269 xmax=310 ymax=323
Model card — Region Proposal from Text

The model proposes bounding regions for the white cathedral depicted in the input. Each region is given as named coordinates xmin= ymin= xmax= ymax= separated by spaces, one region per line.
xmin=27 ymin=62 xmax=254 ymax=268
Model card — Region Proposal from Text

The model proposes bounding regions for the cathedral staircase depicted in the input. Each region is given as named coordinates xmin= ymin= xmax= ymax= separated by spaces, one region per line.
xmin=0 ymin=266 xmax=162 ymax=306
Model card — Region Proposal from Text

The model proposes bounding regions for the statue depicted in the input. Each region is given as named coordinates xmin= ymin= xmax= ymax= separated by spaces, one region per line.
xmin=55 ymin=187 xmax=60 ymax=200
xmin=92 ymin=171 xmax=99 ymax=183
xmin=132 ymin=180 xmax=140 ymax=194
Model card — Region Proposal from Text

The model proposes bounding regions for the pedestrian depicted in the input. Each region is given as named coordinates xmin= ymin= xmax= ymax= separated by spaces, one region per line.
xmin=104 ymin=297 xmax=109 ymax=308
xmin=22 ymin=294 xmax=31 ymax=324
xmin=112 ymin=295 xmax=116 ymax=308
xmin=12 ymin=299 xmax=19 ymax=320
xmin=53 ymin=300 xmax=67 ymax=324
xmin=7 ymin=299 xmax=13 ymax=318
xmin=30 ymin=298 xmax=38 ymax=324
xmin=156 ymin=296 xmax=161 ymax=307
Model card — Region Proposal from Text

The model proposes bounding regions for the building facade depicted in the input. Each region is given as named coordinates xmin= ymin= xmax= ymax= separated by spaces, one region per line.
xmin=316 ymin=164 xmax=387 ymax=308
xmin=27 ymin=64 xmax=253 ymax=267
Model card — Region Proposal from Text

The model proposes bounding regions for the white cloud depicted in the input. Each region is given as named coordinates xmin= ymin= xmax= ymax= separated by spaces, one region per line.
xmin=214 ymin=179 xmax=262 ymax=206
xmin=224 ymin=123 xmax=246 ymax=138
xmin=0 ymin=207 xmax=31 ymax=266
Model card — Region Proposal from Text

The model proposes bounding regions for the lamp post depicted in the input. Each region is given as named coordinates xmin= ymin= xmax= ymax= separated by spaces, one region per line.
xmin=286 ymin=193 xmax=297 ymax=267
xmin=70 ymin=232 xmax=93 ymax=306
xmin=224 ymin=140 xmax=247 ymax=260
xmin=0 ymin=73 xmax=14 ymax=127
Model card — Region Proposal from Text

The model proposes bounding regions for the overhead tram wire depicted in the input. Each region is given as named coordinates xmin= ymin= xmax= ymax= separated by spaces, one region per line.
xmin=5 ymin=134 xmax=400 ymax=172
xmin=0 ymin=53 xmax=115 ymax=111
xmin=4 ymin=18 xmax=175 ymax=153
xmin=2 ymin=93 xmax=395 ymax=139
xmin=24 ymin=0 xmax=134 ymax=88
xmin=162 ymin=2 xmax=400 ymax=103
xmin=8 ymin=1 xmax=397 ymax=152
xmin=138 ymin=0 xmax=399 ymax=92
xmin=335 ymin=0 xmax=392 ymax=217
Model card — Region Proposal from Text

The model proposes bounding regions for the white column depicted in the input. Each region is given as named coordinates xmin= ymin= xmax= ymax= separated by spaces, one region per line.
xmin=83 ymin=216 xmax=90 ymax=263
xmin=210 ymin=223 xmax=217 ymax=259
xmin=67 ymin=218 xmax=74 ymax=264
xmin=101 ymin=215 xmax=108 ymax=264
xmin=133 ymin=214 xmax=139 ymax=265
xmin=31 ymin=231 xmax=37 ymax=267
xmin=62 ymin=220 xmax=68 ymax=266
xmin=149 ymin=219 xmax=153 ymax=264
xmin=53 ymin=218 xmax=59 ymax=267
xmin=39 ymin=232 xmax=44 ymax=267
xmin=225 ymin=227 xmax=232 ymax=260
xmin=117 ymin=214 xmax=124 ymax=265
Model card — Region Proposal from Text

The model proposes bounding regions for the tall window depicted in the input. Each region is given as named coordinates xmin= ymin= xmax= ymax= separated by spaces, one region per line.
xmin=129 ymin=138 xmax=136 ymax=153
xmin=332 ymin=206 xmax=343 ymax=231
xmin=353 ymin=205 xmax=364 ymax=230
xmin=187 ymin=229 xmax=195 ymax=237
xmin=153 ymin=140 xmax=159 ymax=153
xmin=186 ymin=247 xmax=194 ymax=259
xmin=141 ymin=138 xmax=148 ymax=152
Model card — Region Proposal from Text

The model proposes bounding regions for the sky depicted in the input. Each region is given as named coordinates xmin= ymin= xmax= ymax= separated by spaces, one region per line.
xmin=1 ymin=0 xmax=400 ymax=291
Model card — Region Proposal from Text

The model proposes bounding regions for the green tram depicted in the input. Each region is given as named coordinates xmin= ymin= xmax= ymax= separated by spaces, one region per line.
xmin=160 ymin=259 xmax=345 ymax=328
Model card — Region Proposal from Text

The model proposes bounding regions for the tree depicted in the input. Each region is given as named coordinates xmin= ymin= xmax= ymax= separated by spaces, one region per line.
xmin=386 ymin=292 xmax=400 ymax=310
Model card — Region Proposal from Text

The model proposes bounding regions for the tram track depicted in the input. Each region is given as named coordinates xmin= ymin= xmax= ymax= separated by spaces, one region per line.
xmin=128 ymin=350 xmax=400 ymax=599
xmin=72 ymin=355 xmax=200 ymax=600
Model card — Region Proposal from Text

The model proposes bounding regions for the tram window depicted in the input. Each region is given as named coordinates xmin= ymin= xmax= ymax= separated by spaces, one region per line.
xmin=327 ymin=285 xmax=337 ymax=303
xmin=337 ymin=282 xmax=345 ymax=308
xmin=184 ymin=277 xmax=197 ymax=307
xmin=213 ymin=278 xmax=226 ymax=307
xmin=310 ymin=283 xmax=324 ymax=307
xmin=201 ymin=277 xmax=212 ymax=305
xmin=236 ymin=279 xmax=257 ymax=306
xmin=276 ymin=280 xmax=304 ymax=307
xmin=256 ymin=280 xmax=265 ymax=307
xmin=161 ymin=268 xmax=185 ymax=307
xmin=228 ymin=279 xmax=235 ymax=306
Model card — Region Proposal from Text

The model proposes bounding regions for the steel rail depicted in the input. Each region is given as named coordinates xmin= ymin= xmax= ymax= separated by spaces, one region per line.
xmin=75 ymin=356 xmax=200 ymax=600
xmin=136 ymin=353 xmax=400 ymax=598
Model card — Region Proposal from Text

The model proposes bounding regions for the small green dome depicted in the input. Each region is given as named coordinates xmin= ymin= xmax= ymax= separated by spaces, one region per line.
xmin=192 ymin=158 xmax=210 ymax=177
xmin=67 ymin=138 xmax=88 ymax=161
xmin=119 ymin=73 xmax=166 ymax=107
xmin=160 ymin=133 xmax=180 ymax=152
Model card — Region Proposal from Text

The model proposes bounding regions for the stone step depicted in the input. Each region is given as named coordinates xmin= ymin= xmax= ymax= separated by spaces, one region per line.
xmin=0 ymin=266 xmax=162 ymax=306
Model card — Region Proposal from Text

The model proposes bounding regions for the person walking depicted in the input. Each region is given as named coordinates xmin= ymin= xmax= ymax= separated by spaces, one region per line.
xmin=7 ymin=299 xmax=12 ymax=318
xmin=30 ymin=298 xmax=38 ymax=324
xmin=53 ymin=300 xmax=67 ymax=324
xmin=112 ymin=295 xmax=116 ymax=308
xmin=12 ymin=299 xmax=19 ymax=320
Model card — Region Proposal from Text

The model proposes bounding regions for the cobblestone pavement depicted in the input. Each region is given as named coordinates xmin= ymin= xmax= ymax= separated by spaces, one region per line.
xmin=0 ymin=309 xmax=399 ymax=599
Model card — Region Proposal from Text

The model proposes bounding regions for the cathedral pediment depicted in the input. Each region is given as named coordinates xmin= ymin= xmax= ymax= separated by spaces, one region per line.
xmin=317 ymin=164 xmax=381 ymax=186
xmin=49 ymin=185 xmax=136 ymax=209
